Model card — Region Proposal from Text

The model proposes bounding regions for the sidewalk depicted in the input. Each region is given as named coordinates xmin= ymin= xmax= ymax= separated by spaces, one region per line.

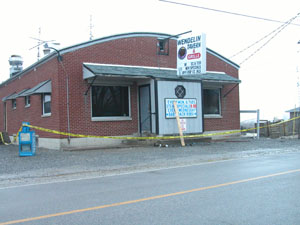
xmin=0 ymin=137 xmax=300 ymax=188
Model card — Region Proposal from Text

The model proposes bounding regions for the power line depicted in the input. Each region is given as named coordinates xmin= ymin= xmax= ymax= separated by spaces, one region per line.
xmin=238 ymin=12 xmax=300 ymax=65
xmin=159 ymin=0 xmax=300 ymax=27
xmin=231 ymin=13 xmax=300 ymax=60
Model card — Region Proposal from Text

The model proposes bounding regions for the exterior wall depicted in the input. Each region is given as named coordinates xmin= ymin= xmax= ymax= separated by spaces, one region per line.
xmin=0 ymin=59 xmax=61 ymax=138
xmin=204 ymin=52 xmax=240 ymax=131
xmin=0 ymin=33 xmax=240 ymax=146
xmin=157 ymin=80 xmax=203 ymax=135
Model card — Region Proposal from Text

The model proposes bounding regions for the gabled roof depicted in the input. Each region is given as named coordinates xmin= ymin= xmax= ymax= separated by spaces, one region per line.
xmin=83 ymin=63 xmax=241 ymax=84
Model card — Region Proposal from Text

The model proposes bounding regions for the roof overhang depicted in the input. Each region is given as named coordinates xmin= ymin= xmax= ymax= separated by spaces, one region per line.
xmin=20 ymin=80 xmax=51 ymax=96
xmin=2 ymin=93 xmax=17 ymax=102
xmin=83 ymin=63 xmax=241 ymax=85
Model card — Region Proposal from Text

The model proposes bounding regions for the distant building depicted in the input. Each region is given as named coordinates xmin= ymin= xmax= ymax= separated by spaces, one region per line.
xmin=286 ymin=107 xmax=300 ymax=119
xmin=0 ymin=32 xmax=241 ymax=149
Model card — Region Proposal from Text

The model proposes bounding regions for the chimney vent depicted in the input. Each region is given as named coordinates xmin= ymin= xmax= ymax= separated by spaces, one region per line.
xmin=9 ymin=55 xmax=23 ymax=77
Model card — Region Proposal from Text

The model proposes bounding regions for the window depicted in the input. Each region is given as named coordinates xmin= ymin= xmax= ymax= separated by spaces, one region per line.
xmin=92 ymin=86 xmax=129 ymax=118
xmin=203 ymin=89 xmax=221 ymax=115
xmin=25 ymin=96 xmax=30 ymax=107
xmin=157 ymin=39 xmax=169 ymax=55
xmin=12 ymin=99 xmax=16 ymax=109
xmin=42 ymin=94 xmax=51 ymax=115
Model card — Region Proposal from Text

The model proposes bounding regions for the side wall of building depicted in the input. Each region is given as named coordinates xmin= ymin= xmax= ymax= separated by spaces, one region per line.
xmin=0 ymin=59 xmax=62 ymax=138
xmin=0 ymin=34 xmax=240 ymax=141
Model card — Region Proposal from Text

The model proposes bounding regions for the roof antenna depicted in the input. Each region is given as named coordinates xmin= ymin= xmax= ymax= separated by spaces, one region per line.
xmin=29 ymin=27 xmax=58 ymax=61
xmin=89 ymin=15 xmax=94 ymax=40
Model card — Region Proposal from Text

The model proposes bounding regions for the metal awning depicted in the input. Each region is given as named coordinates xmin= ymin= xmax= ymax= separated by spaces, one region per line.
xmin=82 ymin=63 xmax=241 ymax=84
xmin=16 ymin=88 xmax=30 ymax=97
xmin=20 ymin=80 xmax=51 ymax=96
xmin=2 ymin=93 xmax=17 ymax=102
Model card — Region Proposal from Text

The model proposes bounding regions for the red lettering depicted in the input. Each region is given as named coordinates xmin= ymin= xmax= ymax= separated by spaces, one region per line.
xmin=187 ymin=53 xmax=201 ymax=60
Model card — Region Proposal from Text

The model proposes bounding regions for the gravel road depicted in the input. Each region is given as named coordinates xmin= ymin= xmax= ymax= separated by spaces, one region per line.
xmin=0 ymin=137 xmax=299 ymax=188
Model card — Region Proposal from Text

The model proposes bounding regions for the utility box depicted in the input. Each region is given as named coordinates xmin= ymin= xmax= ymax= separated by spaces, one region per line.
xmin=19 ymin=122 xmax=36 ymax=156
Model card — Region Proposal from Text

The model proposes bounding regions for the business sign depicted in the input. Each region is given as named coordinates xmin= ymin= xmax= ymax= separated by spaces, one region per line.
xmin=177 ymin=33 xmax=206 ymax=76
xmin=165 ymin=99 xmax=197 ymax=118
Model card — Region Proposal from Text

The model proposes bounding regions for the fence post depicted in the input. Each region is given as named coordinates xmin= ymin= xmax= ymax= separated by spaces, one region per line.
xmin=256 ymin=109 xmax=260 ymax=139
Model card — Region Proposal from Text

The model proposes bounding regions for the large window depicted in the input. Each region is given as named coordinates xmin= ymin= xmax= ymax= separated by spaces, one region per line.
xmin=42 ymin=94 xmax=51 ymax=115
xmin=92 ymin=86 xmax=129 ymax=118
xmin=203 ymin=89 xmax=221 ymax=115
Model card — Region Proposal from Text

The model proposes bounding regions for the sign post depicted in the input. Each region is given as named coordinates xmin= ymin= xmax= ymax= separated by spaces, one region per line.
xmin=173 ymin=102 xmax=185 ymax=147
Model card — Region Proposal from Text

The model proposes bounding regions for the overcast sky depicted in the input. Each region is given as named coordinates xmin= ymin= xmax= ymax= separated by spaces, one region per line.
xmin=1 ymin=0 xmax=300 ymax=120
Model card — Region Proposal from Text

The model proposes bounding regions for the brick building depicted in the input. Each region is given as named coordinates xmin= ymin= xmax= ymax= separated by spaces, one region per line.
xmin=0 ymin=32 xmax=240 ymax=149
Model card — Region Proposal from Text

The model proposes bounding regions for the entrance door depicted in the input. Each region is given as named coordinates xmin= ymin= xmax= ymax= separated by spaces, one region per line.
xmin=139 ymin=85 xmax=151 ymax=134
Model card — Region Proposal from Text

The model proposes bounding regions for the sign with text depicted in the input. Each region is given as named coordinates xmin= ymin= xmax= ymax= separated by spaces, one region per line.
xmin=165 ymin=99 xmax=197 ymax=118
xmin=177 ymin=33 xmax=206 ymax=76
xmin=180 ymin=119 xmax=187 ymax=131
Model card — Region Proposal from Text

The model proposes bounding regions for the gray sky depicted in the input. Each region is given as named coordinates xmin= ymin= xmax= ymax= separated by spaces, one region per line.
xmin=1 ymin=0 xmax=300 ymax=120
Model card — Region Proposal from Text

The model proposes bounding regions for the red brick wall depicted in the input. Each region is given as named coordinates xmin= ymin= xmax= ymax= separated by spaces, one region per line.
xmin=0 ymin=34 xmax=240 ymax=138
xmin=204 ymin=53 xmax=240 ymax=131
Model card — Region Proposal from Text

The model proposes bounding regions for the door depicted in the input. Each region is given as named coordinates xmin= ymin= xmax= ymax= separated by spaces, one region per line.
xmin=139 ymin=85 xmax=151 ymax=134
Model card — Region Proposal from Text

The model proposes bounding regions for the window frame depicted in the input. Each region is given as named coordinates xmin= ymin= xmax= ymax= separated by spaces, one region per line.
xmin=25 ymin=95 xmax=30 ymax=108
xmin=11 ymin=99 xmax=16 ymax=110
xmin=91 ymin=85 xmax=131 ymax=121
xmin=203 ymin=88 xmax=222 ymax=118
xmin=42 ymin=93 xmax=51 ymax=116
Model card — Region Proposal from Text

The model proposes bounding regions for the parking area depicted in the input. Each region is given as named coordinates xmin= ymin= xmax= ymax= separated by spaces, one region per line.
xmin=1 ymin=137 xmax=299 ymax=188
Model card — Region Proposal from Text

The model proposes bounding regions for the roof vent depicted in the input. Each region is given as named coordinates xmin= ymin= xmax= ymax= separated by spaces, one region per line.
xmin=9 ymin=55 xmax=23 ymax=77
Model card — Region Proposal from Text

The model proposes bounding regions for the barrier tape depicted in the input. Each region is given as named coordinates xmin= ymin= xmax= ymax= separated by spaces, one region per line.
xmin=18 ymin=115 xmax=300 ymax=141
xmin=0 ymin=132 xmax=9 ymax=145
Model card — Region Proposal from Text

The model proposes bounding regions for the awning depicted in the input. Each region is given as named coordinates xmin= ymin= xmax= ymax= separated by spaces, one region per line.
xmin=2 ymin=93 xmax=17 ymax=102
xmin=16 ymin=88 xmax=30 ymax=97
xmin=21 ymin=80 xmax=51 ymax=96
xmin=82 ymin=63 xmax=240 ymax=84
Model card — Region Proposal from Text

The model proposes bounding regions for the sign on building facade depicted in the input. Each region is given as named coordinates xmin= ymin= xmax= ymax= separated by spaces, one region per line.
xmin=165 ymin=98 xmax=197 ymax=118
xmin=177 ymin=33 xmax=206 ymax=76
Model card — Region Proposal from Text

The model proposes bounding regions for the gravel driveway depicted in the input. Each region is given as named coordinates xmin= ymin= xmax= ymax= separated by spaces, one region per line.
xmin=0 ymin=137 xmax=299 ymax=188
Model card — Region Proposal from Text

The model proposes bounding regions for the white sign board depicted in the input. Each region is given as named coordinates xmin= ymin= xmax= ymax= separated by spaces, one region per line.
xmin=165 ymin=99 xmax=197 ymax=118
xmin=180 ymin=119 xmax=187 ymax=131
xmin=177 ymin=33 xmax=206 ymax=75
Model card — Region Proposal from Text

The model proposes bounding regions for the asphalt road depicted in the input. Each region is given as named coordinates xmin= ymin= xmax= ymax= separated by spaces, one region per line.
xmin=1 ymin=151 xmax=300 ymax=225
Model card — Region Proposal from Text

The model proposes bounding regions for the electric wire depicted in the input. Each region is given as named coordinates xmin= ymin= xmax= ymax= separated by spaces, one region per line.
xmin=230 ymin=18 xmax=293 ymax=59
xmin=238 ymin=12 xmax=300 ymax=65
xmin=159 ymin=0 xmax=300 ymax=27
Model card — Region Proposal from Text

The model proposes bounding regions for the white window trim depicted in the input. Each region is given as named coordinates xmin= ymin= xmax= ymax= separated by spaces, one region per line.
xmin=25 ymin=96 xmax=31 ymax=108
xmin=42 ymin=94 xmax=51 ymax=117
xmin=12 ymin=99 xmax=16 ymax=110
xmin=91 ymin=85 xmax=131 ymax=121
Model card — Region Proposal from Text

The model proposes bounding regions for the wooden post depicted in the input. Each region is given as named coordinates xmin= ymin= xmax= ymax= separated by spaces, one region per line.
xmin=173 ymin=101 xmax=185 ymax=147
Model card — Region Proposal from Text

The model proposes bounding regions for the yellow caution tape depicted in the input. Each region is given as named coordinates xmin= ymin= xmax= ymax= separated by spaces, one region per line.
xmin=18 ymin=115 xmax=300 ymax=141
xmin=0 ymin=132 xmax=9 ymax=145
xmin=12 ymin=126 xmax=23 ymax=143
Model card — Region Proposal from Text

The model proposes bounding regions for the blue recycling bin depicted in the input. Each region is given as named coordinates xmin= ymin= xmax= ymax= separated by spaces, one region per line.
xmin=19 ymin=122 xmax=36 ymax=157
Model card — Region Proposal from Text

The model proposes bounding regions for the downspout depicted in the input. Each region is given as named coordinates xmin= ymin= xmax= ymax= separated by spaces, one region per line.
xmin=154 ymin=80 xmax=159 ymax=134
xmin=46 ymin=45 xmax=71 ymax=144
xmin=59 ymin=61 xmax=71 ymax=144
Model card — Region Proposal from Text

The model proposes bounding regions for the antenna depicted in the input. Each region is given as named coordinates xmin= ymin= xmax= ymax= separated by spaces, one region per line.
xmin=29 ymin=27 xmax=58 ymax=61
xmin=89 ymin=15 xmax=94 ymax=40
